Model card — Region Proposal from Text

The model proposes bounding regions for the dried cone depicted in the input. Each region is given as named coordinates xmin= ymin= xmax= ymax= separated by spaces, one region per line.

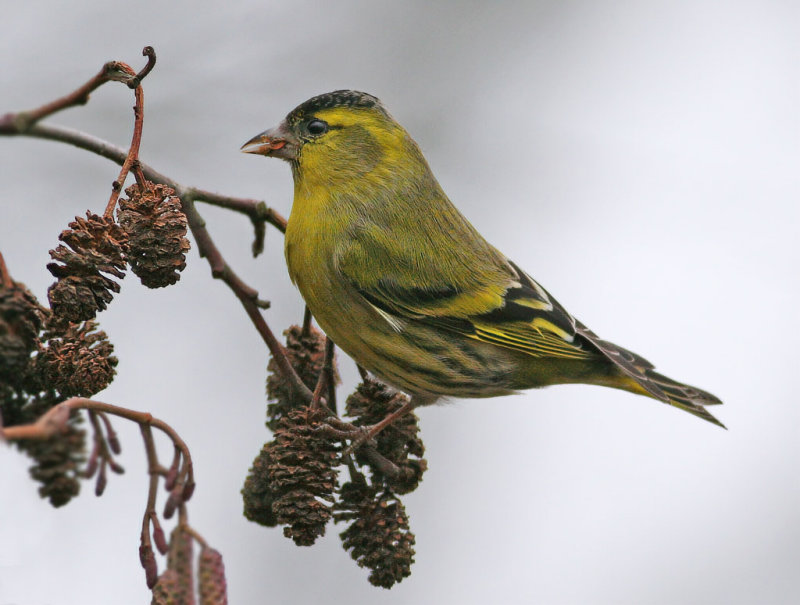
xmin=241 ymin=441 xmax=278 ymax=527
xmin=269 ymin=405 xmax=339 ymax=546
xmin=346 ymin=379 xmax=427 ymax=494
xmin=266 ymin=324 xmax=336 ymax=431
xmin=47 ymin=212 xmax=128 ymax=322
xmin=118 ymin=182 xmax=190 ymax=288
xmin=337 ymin=482 xmax=416 ymax=589
xmin=38 ymin=319 xmax=117 ymax=397
xmin=18 ymin=413 xmax=86 ymax=507
xmin=198 ymin=547 xmax=227 ymax=605
xmin=0 ymin=279 xmax=46 ymax=386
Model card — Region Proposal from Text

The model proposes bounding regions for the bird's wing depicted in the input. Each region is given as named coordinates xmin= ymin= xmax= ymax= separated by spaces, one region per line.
xmin=346 ymin=254 xmax=724 ymax=425
xmin=352 ymin=259 xmax=597 ymax=362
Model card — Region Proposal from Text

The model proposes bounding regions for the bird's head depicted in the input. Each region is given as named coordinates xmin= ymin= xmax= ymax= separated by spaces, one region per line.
xmin=242 ymin=90 xmax=423 ymax=186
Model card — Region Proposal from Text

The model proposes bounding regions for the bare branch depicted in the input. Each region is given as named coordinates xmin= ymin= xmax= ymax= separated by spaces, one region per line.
xmin=2 ymin=123 xmax=286 ymax=232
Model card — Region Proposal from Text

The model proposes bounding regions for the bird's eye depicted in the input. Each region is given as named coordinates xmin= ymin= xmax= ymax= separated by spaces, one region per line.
xmin=307 ymin=119 xmax=329 ymax=136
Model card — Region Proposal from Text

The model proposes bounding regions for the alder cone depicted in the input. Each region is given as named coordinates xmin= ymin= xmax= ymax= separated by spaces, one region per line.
xmin=241 ymin=441 xmax=279 ymax=527
xmin=118 ymin=182 xmax=190 ymax=288
xmin=38 ymin=319 xmax=117 ymax=397
xmin=0 ymin=280 xmax=46 ymax=385
xmin=47 ymin=212 xmax=128 ymax=322
xmin=268 ymin=406 xmax=339 ymax=546
xmin=337 ymin=482 xmax=416 ymax=589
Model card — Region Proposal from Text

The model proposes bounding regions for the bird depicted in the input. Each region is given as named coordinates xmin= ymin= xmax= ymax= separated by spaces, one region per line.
xmin=242 ymin=90 xmax=724 ymax=430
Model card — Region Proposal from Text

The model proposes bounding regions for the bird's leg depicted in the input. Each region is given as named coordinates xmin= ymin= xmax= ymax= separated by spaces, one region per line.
xmin=341 ymin=397 xmax=421 ymax=457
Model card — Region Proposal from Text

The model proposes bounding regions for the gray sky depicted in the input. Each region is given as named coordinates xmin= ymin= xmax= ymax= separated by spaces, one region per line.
xmin=2 ymin=1 xmax=798 ymax=604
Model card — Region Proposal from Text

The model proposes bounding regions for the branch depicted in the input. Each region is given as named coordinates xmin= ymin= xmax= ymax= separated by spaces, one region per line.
xmin=0 ymin=47 xmax=155 ymax=134
xmin=181 ymin=200 xmax=311 ymax=401
xmin=0 ymin=122 xmax=310 ymax=403
xmin=3 ymin=398 xmax=189 ymax=460
xmin=2 ymin=123 xmax=286 ymax=233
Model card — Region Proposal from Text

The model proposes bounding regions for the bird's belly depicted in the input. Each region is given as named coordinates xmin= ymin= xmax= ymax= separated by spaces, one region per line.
xmin=297 ymin=278 xmax=517 ymax=399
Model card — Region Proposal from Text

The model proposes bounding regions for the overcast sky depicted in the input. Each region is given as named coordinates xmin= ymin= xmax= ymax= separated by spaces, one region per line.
xmin=1 ymin=1 xmax=798 ymax=604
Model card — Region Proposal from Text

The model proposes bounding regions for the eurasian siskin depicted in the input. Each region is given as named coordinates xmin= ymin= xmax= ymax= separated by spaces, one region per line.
xmin=243 ymin=90 xmax=723 ymax=429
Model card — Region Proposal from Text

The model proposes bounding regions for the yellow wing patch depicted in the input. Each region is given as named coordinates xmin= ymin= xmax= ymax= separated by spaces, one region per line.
xmin=470 ymin=319 xmax=594 ymax=360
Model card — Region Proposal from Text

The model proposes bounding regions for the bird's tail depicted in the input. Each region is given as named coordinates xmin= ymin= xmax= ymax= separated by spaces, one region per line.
xmin=637 ymin=369 xmax=724 ymax=428
xmin=575 ymin=321 xmax=725 ymax=428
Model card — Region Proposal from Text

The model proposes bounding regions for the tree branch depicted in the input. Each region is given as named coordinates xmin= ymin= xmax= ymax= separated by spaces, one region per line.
xmin=3 ymin=123 xmax=286 ymax=232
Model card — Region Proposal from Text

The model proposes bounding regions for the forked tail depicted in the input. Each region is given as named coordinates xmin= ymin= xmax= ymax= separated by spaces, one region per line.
xmin=641 ymin=369 xmax=724 ymax=428
xmin=575 ymin=321 xmax=725 ymax=428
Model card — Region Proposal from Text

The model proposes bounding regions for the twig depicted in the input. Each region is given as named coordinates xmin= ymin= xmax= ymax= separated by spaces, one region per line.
xmin=182 ymin=200 xmax=311 ymax=402
xmin=0 ymin=48 xmax=155 ymax=134
xmin=139 ymin=423 xmax=163 ymax=587
xmin=104 ymin=64 xmax=143 ymax=218
xmin=3 ymin=398 xmax=193 ymax=486
xmin=360 ymin=446 xmax=404 ymax=479
xmin=183 ymin=187 xmax=286 ymax=233
xmin=127 ymin=46 xmax=156 ymax=90
xmin=301 ymin=306 xmax=313 ymax=338
xmin=323 ymin=337 xmax=337 ymax=415
xmin=182 ymin=524 xmax=209 ymax=549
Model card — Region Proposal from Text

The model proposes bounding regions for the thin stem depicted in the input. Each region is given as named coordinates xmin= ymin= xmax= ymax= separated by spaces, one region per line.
xmin=183 ymin=187 xmax=286 ymax=233
xmin=323 ymin=337 xmax=337 ymax=415
xmin=182 ymin=525 xmax=208 ymax=549
xmin=127 ymin=46 xmax=156 ymax=90
xmin=3 ymin=399 xmax=193 ymax=474
xmin=139 ymin=424 xmax=161 ymax=549
xmin=301 ymin=306 xmax=313 ymax=338
xmin=310 ymin=337 xmax=336 ymax=411
xmin=105 ymin=69 xmax=143 ymax=218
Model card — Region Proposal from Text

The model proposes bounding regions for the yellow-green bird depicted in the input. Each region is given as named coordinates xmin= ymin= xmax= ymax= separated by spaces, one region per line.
xmin=243 ymin=90 xmax=724 ymax=429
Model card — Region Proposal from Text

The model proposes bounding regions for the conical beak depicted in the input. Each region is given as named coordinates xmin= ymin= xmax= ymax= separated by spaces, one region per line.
xmin=241 ymin=121 xmax=297 ymax=160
